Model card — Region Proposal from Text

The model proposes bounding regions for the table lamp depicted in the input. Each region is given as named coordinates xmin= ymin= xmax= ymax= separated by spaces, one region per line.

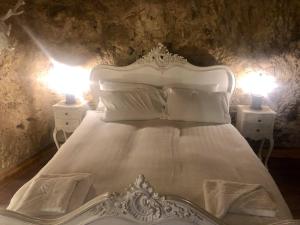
xmin=41 ymin=61 xmax=90 ymax=104
xmin=239 ymin=71 xmax=277 ymax=110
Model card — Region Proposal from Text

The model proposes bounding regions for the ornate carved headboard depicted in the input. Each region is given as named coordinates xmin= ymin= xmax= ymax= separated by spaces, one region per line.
xmin=90 ymin=43 xmax=235 ymax=105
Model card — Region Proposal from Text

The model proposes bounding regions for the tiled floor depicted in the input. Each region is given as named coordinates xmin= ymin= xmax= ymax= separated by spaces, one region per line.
xmin=0 ymin=147 xmax=299 ymax=219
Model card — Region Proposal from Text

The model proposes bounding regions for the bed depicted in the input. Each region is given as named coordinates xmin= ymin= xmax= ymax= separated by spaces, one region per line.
xmin=1 ymin=44 xmax=298 ymax=225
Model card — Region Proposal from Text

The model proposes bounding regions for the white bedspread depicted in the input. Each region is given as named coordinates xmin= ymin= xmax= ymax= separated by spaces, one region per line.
xmin=8 ymin=111 xmax=292 ymax=225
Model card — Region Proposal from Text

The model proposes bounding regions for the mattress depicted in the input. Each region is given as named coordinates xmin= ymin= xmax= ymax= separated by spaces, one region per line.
xmin=8 ymin=110 xmax=292 ymax=225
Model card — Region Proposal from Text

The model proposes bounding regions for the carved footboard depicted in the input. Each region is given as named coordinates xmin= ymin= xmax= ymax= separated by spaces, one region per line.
xmin=0 ymin=175 xmax=223 ymax=225
xmin=0 ymin=175 xmax=298 ymax=225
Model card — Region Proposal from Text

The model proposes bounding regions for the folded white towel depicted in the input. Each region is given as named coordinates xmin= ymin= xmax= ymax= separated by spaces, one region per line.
xmin=8 ymin=173 xmax=92 ymax=216
xmin=203 ymin=179 xmax=277 ymax=218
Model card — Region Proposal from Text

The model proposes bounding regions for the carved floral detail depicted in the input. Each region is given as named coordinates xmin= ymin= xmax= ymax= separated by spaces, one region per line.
xmin=91 ymin=194 xmax=119 ymax=217
xmin=120 ymin=174 xmax=164 ymax=222
xmin=136 ymin=43 xmax=187 ymax=67
xmin=89 ymin=175 xmax=212 ymax=225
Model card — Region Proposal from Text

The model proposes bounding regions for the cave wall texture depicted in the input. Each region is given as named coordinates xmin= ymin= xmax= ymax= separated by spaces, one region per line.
xmin=0 ymin=0 xmax=299 ymax=172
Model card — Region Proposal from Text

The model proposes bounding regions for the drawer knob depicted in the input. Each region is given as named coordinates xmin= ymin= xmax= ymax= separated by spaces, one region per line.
xmin=256 ymin=129 xmax=260 ymax=132
xmin=65 ymin=113 xmax=68 ymax=116
xmin=65 ymin=122 xmax=69 ymax=125
xmin=257 ymin=119 xmax=262 ymax=122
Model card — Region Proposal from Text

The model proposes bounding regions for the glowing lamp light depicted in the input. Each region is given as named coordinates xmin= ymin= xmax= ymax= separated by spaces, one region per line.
xmin=238 ymin=71 xmax=277 ymax=110
xmin=41 ymin=61 xmax=90 ymax=104
xmin=239 ymin=72 xmax=277 ymax=97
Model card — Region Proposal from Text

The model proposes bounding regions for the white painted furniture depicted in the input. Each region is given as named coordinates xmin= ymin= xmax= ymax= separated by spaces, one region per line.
xmin=236 ymin=105 xmax=276 ymax=166
xmin=53 ymin=101 xmax=87 ymax=149
xmin=1 ymin=175 xmax=298 ymax=225
xmin=0 ymin=175 xmax=226 ymax=225
xmin=90 ymin=43 xmax=235 ymax=107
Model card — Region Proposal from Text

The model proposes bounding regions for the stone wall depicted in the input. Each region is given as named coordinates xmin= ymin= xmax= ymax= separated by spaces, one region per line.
xmin=0 ymin=0 xmax=299 ymax=171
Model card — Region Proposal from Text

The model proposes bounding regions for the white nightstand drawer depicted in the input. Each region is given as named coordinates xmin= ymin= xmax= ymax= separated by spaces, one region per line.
xmin=54 ymin=109 xmax=83 ymax=119
xmin=244 ymin=113 xmax=274 ymax=125
xmin=242 ymin=124 xmax=273 ymax=140
xmin=55 ymin=119 xmax=81 ymax=132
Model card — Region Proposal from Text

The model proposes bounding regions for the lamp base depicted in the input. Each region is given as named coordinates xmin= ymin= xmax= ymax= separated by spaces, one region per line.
xmin=65 ymin=94 xmax=76 ymax=105
xmin=251 ymin=94 xmax=263 ymax=110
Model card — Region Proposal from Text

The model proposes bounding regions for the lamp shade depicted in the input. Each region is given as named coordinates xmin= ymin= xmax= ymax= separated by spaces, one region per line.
xmin=239 ymin=72 xmax=277 ymax=97
xmin=41 ymin=61 xmax=90 ymax=101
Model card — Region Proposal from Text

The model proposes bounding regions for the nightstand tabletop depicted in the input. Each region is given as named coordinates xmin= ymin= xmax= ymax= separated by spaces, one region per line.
xmin=237 ymin=105 xmax=276 ymax=114
xmin=53 ymin=100 xmax=87 ymax=109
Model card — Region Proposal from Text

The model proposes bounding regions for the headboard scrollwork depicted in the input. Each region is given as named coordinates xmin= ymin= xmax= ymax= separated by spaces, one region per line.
xmin=135 ymin=43 xmax=187 ymax=68
xmin=90 ymin=44 xmax=235 ymax=106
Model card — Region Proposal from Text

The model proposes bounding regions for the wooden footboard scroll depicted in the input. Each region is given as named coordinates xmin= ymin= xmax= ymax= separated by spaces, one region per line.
xmin=0 ymin=175 xmax=299 ymax=225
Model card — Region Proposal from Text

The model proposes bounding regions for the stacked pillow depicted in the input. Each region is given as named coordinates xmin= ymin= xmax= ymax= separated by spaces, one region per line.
xmin=164 ymin=87 xmax=230 ymax=123
xmin=98 ymin=81 xmax=166 ymax=121
xmin=98 ymin=80 xmax=231 ymax=124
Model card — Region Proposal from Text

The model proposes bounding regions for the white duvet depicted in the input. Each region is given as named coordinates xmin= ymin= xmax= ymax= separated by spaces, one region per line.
xmin=8 ymin=111 xmax=292 ymax=225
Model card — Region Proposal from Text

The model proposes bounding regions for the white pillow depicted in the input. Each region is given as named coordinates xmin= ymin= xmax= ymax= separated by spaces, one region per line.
xmin=99 ymin=88 xmax=166 ymax=121
xmin=165 ymin=87 xmax=231 ymax=123
xmin=97 ymin=81 xmax=162 ymax=112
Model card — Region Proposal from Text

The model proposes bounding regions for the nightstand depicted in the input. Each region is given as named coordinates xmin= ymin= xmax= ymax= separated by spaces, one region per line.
xmin=53 ymin=101 xmax=88 ymax=149
xmin=236 ymin=105 xmax=276 ymax=167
